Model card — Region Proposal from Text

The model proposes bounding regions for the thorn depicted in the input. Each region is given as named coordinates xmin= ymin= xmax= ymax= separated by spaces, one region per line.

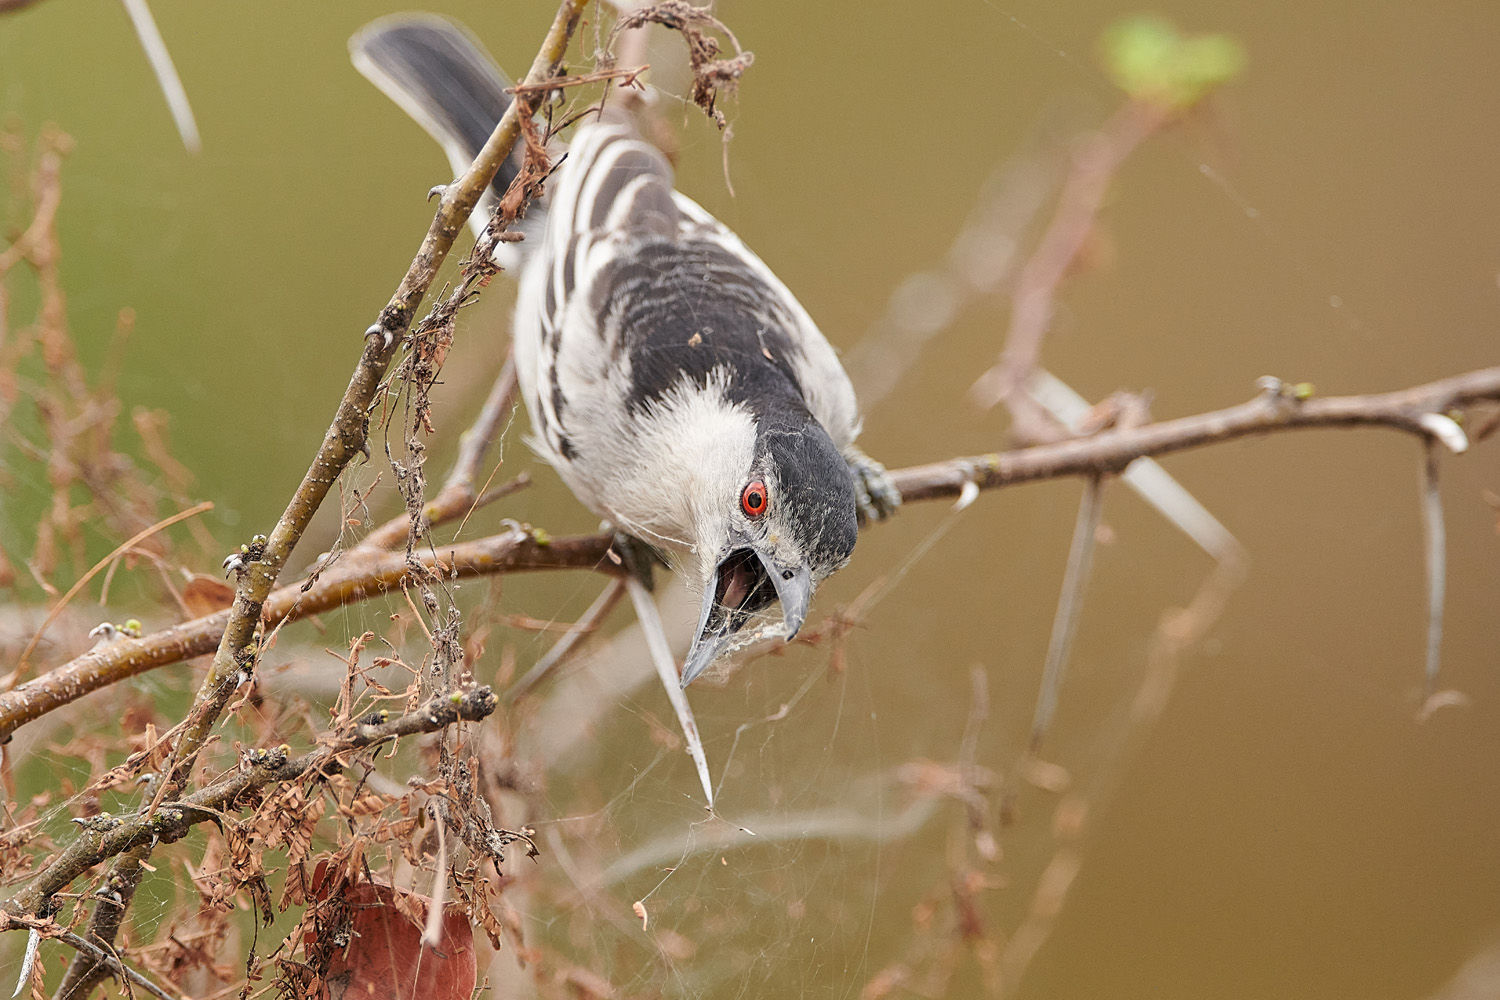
xmin=1418 ymin=412 xmax=1468 ymax=453
xmin=954 ymin=478 xmax=980 ymax=512
xmin=11 ymin=928 xmax=38 ymax=998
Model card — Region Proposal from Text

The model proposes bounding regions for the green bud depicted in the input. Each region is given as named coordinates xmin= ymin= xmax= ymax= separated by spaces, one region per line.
xmin=1101 ymin=15 xmax=1246 ymax=110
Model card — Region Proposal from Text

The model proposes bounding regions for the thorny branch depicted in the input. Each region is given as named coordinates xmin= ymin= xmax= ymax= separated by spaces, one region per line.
xmin=2 ymin=365 xmax=1496 ymax=744
xmin=887 ymin=366 xmax=1499 ymax=502
xmin=4 ymin=687 xmax=499 ymax=919
xmin=5 ymin=1 xmax=591 ymax=991
xmin=0 ymin=914 xmax=177 ymax=1000
xmin=0 ymin=533 xmax=616 ymax=741
xmin=968 ymin=99 xmax=1170 ymax=440
xmin=164 ymin=0 xmax=583 ymax=850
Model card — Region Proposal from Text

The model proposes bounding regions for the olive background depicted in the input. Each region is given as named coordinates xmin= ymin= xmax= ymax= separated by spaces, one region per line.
xmin=2 ymin=2 xmax=1498 ymax=997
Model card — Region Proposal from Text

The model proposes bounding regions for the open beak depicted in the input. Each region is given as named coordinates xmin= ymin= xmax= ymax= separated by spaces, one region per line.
xmin=680 ymin=547 xmax=813 ymax=687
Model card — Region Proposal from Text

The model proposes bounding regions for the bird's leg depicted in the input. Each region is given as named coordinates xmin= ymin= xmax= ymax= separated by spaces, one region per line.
xmin=844 ymin=446 xmax=902 ymax=525
xmin=606 ymin=527 xmax=667 ymax=592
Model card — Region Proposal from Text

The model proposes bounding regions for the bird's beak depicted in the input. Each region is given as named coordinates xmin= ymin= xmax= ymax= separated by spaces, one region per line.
xmin=770 ymin=560 xmax=812 ymax=641
xmin=681 ymin=547 xmax=813 ymax=687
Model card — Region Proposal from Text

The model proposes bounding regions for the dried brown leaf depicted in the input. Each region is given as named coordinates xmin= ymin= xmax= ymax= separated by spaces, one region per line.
xmin=182 ymin=573 xmax=235 ymax=617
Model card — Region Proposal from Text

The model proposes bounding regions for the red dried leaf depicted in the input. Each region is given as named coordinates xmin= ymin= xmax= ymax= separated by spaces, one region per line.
xmin=319 ymin=880 xmax=476 ymax=1000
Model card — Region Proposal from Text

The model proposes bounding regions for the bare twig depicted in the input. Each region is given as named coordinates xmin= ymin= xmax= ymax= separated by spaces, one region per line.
xmin=508 ymin=64 xmax=649 ymax=96
xmin=1133 ymin=555 xmax=1248 ymax=728
xmin=0 ymin=142 xmax=64 ymax=277
xmin=1002 ymin=541 xmax=1250 ymax=989
xmin=1028 ymin=369 xmax=1243 ymax=561
xmin=357 ymin=471 xmax=530 ymax=554
xmin=957 ymin=665 xmax=992 ymax=832
xmin=968 ymin=99 xmax=1169 ymax=439
xmin=443 ymin=357 xmax=520 ymax=498
xmin=844 ymin=149 xmax=1058 ymax=411
xmin=0 ymin=0 xmax=591 ymax=960
xmin=1001 ymin=843 xmax=1083 ymax=988
xmin=53 ymin=845 xmax=153 ymax=1000
xmin=0 ymin=531 xmax=615 ymax=741
xmin=173 ymin=0 xmax=586 ymax=806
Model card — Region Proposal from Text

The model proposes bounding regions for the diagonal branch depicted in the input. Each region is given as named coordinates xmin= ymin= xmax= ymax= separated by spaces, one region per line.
xmin=6 ymin=0 xmax=592 ymax=973
xmin=355 ymin=357 xmax=523 ymax=554
xmin=171 ymin=0 xmax=587 ymax=811
xmin=968 ymin=99 xmax=1169 ymax=438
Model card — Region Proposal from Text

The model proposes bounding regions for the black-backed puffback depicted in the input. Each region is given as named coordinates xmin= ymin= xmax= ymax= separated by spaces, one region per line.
xmin=352 ymin=14 xmax=898 ymax=685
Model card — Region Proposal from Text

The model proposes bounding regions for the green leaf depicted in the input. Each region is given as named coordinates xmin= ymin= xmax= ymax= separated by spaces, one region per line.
xmin=1101 ymin=14 xmax=1246 ymax=109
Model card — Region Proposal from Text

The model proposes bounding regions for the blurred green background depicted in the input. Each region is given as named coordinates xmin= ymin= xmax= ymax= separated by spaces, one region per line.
xmin=2 ymin=1 xmax=1498 ymax=998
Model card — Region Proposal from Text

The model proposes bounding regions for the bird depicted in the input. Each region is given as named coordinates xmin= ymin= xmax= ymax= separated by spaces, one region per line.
xmin=351 ymin=14 xmax=898 ymax=686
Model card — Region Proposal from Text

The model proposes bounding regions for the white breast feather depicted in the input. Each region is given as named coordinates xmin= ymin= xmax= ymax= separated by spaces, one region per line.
xmin=510 ymin=120 xmax=862 ymax=566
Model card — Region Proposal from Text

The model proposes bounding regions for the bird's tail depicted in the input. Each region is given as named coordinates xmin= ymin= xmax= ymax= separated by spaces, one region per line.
xmin=350 ymin=14 xmax=530 ymax=245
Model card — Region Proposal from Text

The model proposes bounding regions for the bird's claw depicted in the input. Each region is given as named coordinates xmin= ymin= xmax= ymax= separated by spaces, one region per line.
xmin=846 ymin=448 xmax=901 ymax=526
xmin=364 ymin=322 xmax=396 ymax=352
xmin=88 ymin=619 xmax=141 ymax=642
xmin=223 ymin=534 xmax=268 ymax=578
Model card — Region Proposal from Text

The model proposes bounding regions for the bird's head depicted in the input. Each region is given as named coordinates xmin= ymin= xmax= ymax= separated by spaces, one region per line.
xmin=681 ymin=408 xmax=858 ymax=686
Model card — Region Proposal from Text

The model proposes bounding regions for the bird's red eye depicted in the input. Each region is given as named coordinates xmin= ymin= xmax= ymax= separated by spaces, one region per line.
xmin=741 ymin=480 xmax=769 ymax=517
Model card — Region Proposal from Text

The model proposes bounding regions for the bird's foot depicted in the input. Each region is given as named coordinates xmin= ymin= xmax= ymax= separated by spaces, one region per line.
xmin=845 ymin=448 xmax=902 ymax=525
xmin=606 ymin=529 xmax=667 ymax=592
xmin=364 ymin=322 xmax=397 ymax=352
